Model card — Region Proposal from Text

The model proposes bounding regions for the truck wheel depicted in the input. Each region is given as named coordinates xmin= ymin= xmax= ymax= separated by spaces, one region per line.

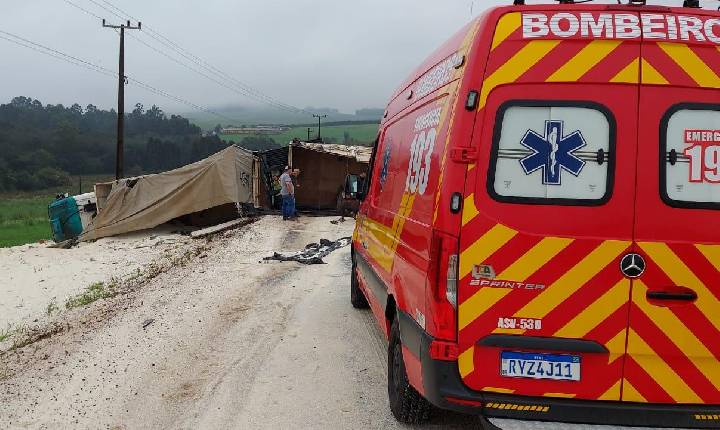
xmin=388 ymin=317 xmax=431 ymax=424
xmin=351 ymin=254 xmax=369 ymax=309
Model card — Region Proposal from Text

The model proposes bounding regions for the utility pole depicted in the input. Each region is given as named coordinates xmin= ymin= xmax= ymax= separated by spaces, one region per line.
xmin=307 ymin=128 xmax=311 ymax=141
xmin=103 ymin=19 xmax=141 ymax=180
xmin=313 ymin=114 xmax=327 ymax=142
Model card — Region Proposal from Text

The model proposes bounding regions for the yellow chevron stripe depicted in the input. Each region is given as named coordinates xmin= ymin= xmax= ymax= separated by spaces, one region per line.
xmin=658 ymin=42 xmax=720 ymax=88
xmin=544 ymin=393 xmax=576 ymax=399
xmin=599 ymin=381 xmax=622 ymax=401
xmin=462 ymin=194 xmax=479 ymax=227
xmin=459 ymin=288 xmax=512 ymax=331
xmin=499 ymin=237 xmax=574 ymax=281
xmin=641 ymin=58 xmax=669 ymax=85
xmin=622 ymin=379 xmax=647 ymax=403
xmin=554 ymin=279 xmax=630 ymax=339
xmin=610 ymin=57 xmax=640 ymax=83
xmin=483 ymin=387 xmax=515 ymax=394
xmin=459 ymin=236 xmax=572 ymax=330
xmin=547 ymin=40 xmax=622 ymax=82
xmin=640 ymin=242 xmax=720 ymax=335
xmin=507 ymin=240 xmax=630 ymax=323
xmin=492 ymin=13 xmax=521 ymax=51
xmin=696 ymin=244 xmax=720 ymax=272
xmin=458 ymin=346 xmax=475 ymax=378
xmin=626 ymin=329 xmax=702 ymax=403
xmin=633 ymin=280 xmax=720 ymax=390
xmin=605 ymin=330 xmax=628 ymax=365
xmin=459 ymin=224 xmax=518 ymax=279
xmin=479 ymin=40 xmax=561 ymax=108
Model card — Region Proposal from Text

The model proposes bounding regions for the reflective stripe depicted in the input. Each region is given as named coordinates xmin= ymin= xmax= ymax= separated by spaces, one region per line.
xmin=492 ymin=13 xmax=522 ymax=51
xmin=657 ymin=42 xmax=720 ymax=88
xmin=459 ymin=224 xmax=518 ymax=280
xmin=633 ymin=280 xmax=720 ymax=390
xmin=458 ymin=346 xmax=475 ymax=378
xmin=508 ymin=240 xmax=630 ymax=323
xmin=554 ymin=279 xmax=630 ymax=339
xmin=641 ymin=58 xmax=669 ymax=85
xmin=547 ymin=40 xmax=622 ymax=82
xmin=610 ymin=57 xmax=640 ymax=83
xmin=599 ymin=381 xmax=622 ymax=401
xmin=459 ymin=237 xmax=572 ymax=331
xmin=622 ymin=379 xmax=648 ymax=403
xmin=640 ymin=242 xmax=720 ymax=335
xmin=461 ymin=194 xmax=479 ymax=227
xmin=479 ymin=40 xmax=561 ymax=108
xmin=626 ymin=329 xmax=702 ymax=404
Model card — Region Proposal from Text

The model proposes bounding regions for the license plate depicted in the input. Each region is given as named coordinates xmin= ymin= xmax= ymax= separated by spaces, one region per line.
xmin=501 ymin=351 xmax=580 ymax=381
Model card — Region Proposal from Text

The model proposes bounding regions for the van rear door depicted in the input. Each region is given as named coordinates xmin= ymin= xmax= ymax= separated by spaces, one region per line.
xmin=457 ymin=10 xmax=641 ymax=400
xmin=623 ymin=34 xmax=720 ymax=405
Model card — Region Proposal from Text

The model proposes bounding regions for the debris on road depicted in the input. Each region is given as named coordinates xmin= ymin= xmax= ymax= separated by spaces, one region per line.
xmin=263 ymin=237 xmax=351 ymax=265
xmin=190 ymin=218 xmax=255 ymax=239
xmin=142 ymin=319 xmax=155 ymax=329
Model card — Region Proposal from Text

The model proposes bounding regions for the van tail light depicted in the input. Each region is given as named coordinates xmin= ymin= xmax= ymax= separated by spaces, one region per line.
xmin=426 ymin=231 xmax=459 ymax=342
xmin=429 ymin=340 xmax=459 ymax=361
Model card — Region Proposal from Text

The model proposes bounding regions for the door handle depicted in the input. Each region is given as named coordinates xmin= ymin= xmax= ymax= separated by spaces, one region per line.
xmin=646 ymin=291 xmax=697 ymax=302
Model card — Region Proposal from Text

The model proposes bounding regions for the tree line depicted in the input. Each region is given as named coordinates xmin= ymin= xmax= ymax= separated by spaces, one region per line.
xmin=0 ymin=97 xmax=279 ymax=192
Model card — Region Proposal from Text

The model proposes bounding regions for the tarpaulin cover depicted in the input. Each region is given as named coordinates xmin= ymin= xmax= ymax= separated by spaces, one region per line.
xmin=82 ymin=146 xmax=254 ymax=241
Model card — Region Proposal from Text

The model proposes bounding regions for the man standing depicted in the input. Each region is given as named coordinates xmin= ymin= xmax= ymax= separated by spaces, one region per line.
xmin=279 ymin=166 xmax=295 ymax=221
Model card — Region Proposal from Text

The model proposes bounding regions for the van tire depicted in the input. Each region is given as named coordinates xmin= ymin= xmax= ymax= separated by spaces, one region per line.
xmin=351 ymin=255 xmax=369 ymax=309
xmin=388 ymin=317 xmax=431 ymax=424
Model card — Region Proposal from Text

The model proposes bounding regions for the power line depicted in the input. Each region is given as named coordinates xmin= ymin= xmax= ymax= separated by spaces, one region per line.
xmin=0 ymin=28 xmax=236 ymax=123
xmin=0 ymin=33 xmax=116 ymax=79
xmin=77 ymin=0 xmax=311 ymax=115
xmin=97 ymin=0 xmax=307 ymax=113
xmin=0 ymin=28 xmax=116 ymax=77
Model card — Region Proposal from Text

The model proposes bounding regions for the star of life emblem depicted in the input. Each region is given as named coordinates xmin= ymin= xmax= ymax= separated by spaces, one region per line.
xmin=519 ymin=120 xmax=587 ymax=185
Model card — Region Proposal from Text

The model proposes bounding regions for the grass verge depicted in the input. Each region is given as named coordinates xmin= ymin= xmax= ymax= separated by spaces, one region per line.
xmin=65 ymin=281 xmax=117 ymax=310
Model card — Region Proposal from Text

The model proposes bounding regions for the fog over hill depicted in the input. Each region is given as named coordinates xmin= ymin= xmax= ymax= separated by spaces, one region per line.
xmin=184 ymin=105 xmax=384 ymax=129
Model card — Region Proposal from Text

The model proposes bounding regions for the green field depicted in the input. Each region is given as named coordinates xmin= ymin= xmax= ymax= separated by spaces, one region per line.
xmin=221 ymin=123 xmax=379 ymax=146
xmin=0 ymin=195 xmax=54 ymax=247
xmin=0 ymin=175 xmax=112 ymax=248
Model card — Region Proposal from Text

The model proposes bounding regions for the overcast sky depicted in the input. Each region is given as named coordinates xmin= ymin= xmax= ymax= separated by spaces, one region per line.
xmin=0 ymin=0 xmax=711 ymax=115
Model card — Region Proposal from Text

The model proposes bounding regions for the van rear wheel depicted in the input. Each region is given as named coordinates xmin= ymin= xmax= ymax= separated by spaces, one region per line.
xmin=350 ymin=253 xmax=369 ymax=309
xmin=388 ymin=317 xmax=431 ymax=424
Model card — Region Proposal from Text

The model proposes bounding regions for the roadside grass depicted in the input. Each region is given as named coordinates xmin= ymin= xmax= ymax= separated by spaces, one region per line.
xmin=0 ymin=325 xmax=12 ymax=343
xmin=64 ymin=281 xmax=117 ymax=310
xmin=221 ymin=123 xmax=379 ymax=146
xmin=0 ymin=175 xmax=112 ymax=248
xmin=1 ymin=223 xmax=220 ymax=352
xmin=46 ymin=299 xmax=59 ymax=316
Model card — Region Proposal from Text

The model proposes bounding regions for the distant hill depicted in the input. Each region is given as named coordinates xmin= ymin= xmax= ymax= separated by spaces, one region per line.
xmin=0 ymin=97 xmax=230 ymax=192
xmin=184 ymin=105 xmax=384 ymax=130
xmin=222 ymin=123 xmax=379 ymax=148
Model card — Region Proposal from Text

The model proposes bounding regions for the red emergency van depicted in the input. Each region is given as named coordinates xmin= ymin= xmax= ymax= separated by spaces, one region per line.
xmin=351 ymin=1 xmax=720 ymax=428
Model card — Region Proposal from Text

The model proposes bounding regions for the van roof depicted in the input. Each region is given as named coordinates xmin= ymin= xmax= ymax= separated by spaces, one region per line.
xmin=385 ymin=2 xmax=720 ymax=118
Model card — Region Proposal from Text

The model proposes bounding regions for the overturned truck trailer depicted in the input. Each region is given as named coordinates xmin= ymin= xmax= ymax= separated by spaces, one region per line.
xmin=288 ymin=142 xmax=371 ymax=211
xmin=82 ymin=145 xmax=256 ymax=241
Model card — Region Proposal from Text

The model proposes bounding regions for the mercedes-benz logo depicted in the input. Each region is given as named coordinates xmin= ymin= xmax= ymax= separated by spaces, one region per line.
xmin=620 ymin=253 xmax=646 ymax=279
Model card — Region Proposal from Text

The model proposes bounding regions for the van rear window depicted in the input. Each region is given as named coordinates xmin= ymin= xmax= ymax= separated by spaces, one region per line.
xmin=488 ymin=102 xmax=615 ymax=205
xmin=662 ymin=105 xmax=720 ymax=210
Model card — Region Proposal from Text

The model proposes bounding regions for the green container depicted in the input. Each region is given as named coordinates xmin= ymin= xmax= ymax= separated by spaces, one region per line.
xmin=48 ymin=197 xmax=83 ymax=242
